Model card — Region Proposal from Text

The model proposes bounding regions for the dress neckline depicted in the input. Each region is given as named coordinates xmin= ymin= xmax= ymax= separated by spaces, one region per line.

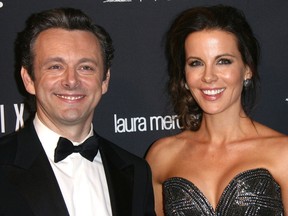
xmin=163 ymin=168 xmax=279 ymax=213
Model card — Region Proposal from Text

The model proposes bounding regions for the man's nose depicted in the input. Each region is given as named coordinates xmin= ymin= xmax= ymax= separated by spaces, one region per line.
xmin=61 ymin=68 xmax=80 ymax=89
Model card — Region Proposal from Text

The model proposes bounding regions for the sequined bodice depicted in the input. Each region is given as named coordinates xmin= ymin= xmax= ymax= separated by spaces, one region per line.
xmin=163 ymin=168 xmax=283 ymax=216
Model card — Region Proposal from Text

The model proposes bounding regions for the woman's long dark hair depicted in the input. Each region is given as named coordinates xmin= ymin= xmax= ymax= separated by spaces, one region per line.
xmin=166 ymin=5 xmax=260 ymax=130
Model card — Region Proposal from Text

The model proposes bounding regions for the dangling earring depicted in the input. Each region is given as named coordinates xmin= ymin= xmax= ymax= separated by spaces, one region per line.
xmin=243 ymin=79 xmax=252 ymax=88
xmin=185 ymin=83 xmax=189 ymax=90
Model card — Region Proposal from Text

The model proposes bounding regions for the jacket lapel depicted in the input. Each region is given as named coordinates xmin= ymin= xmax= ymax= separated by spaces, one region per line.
xmin=10 ymin=122 xmax=69 ymax=216
xmin=99 ymin=137 xmax=134 ymax=216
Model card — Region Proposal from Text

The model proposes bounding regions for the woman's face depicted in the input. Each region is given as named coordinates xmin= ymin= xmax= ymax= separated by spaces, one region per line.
xmin=184 ymin=29 xmax=251 ymax=115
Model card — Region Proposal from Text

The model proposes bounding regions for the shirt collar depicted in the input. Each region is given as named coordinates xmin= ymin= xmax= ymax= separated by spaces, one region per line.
xmin=33 ymin=114 xmax=94 ymax=162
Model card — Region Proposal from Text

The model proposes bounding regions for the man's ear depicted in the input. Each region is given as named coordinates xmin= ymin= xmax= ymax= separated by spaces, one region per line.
xmin=21 ymin=67 xmax=35 ymax=95
xmin=102 ymin=69 xmax=110 ymax=95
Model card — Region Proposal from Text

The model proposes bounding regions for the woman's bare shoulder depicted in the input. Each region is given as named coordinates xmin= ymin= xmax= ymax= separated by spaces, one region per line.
xmin=253 ymin=122 xmax=288 ymax=155
xmin=146 ymin=131 xmax=191 ymax=157
xmin=146 ymin=131 xmax=193 ymax=168
xmin=146 ymin=134 xmax=176 ymax=160
xmin=254 ymin=121 xmax=286 ymax=138
xmin=145 ymin=131 xmax=194 ymax=181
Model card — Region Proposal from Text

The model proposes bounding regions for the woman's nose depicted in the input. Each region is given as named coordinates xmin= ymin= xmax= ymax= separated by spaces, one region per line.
xmin=201 ymin=66 xmax=218 ymax=83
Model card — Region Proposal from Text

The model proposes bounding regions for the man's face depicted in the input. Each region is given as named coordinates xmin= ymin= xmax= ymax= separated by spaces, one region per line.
xmin=21 ymin=28 xmax=109 ymax=133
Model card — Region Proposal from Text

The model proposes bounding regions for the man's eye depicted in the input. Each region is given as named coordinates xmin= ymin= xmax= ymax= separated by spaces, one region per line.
xmin=48 ymin=65 xmax=62 ymax=70
xmin=80 ymin=65 xmax=94 ymax=71
xmin=218 ymin=58 xmax=232 ymax=65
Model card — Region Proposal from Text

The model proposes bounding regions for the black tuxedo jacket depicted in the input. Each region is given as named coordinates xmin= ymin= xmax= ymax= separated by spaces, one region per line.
xmin=0 ymin=122 xmax=155 ymax=216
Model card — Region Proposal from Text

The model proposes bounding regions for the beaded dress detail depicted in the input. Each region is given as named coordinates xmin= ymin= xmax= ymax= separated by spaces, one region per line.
xmin=163 ymin=168 xmax=283 ymax=216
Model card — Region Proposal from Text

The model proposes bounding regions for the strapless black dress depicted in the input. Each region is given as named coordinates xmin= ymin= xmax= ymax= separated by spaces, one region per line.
xmin=163 ymin=168 xmax=283 ymax=215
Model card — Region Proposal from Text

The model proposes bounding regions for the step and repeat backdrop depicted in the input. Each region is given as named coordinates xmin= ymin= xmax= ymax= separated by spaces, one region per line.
xmin=0 ymin=0 xmax=287 ymax=157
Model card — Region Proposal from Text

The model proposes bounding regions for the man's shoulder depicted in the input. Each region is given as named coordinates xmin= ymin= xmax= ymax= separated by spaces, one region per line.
xmin=0 ymin=131 xmax=18 ymax=147
xmin=0 ymin=131 xmax=19 ymax=163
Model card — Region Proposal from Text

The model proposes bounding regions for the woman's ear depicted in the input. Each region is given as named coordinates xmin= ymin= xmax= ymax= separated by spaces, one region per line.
xmin=244 ymin=66 xmax=253 ymax=80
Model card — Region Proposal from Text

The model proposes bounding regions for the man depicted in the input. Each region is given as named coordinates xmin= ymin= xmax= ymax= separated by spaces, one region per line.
xmin=0 ymin=8 xmax=155 ymax=216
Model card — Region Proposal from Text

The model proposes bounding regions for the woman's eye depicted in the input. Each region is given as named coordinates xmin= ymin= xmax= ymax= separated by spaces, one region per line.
xmin=218 ymin=58 xmax=232 ymax=65
xmin=188 ymin=60 xmax=203 ymax=67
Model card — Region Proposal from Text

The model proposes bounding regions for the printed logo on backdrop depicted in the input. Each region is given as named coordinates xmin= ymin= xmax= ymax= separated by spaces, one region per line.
xmin=103 ymin=0 xmax=171 ymax=3
xmin=0 ymin=103 xmax=25 ymax=134
xmin=103 ymin=0 xmax=132 ymax=2
xmin=114 ymin=114 xmax=180 ymax=133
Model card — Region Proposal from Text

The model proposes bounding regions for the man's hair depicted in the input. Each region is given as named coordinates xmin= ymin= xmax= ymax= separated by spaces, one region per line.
xmin=18 ymin=7 xmax=114 ymax=80
xmin=15 ymin=8 xmax=114 ymax=113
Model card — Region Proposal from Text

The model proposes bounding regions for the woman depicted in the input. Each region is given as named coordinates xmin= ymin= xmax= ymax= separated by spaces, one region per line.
xmin=146 ymin=5 xmax=288 ymax=216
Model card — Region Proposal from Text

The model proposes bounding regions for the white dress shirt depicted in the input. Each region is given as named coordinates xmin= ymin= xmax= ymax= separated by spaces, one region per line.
xmin=33 ymin=114 xmax=112 ymax=216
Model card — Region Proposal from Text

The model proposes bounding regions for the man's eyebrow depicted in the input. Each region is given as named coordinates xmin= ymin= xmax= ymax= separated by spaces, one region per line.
xmin=78 ymin=58 xmax=99 ymax=65
xmin=42 ymin=57 xmax=65 ymax=64
xmin=42 ymin=57 xmax=99 ymax=65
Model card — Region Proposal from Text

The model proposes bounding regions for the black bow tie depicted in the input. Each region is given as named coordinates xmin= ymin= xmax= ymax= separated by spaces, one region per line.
xmin=54 ymin=135 xmax=99 ymax=163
